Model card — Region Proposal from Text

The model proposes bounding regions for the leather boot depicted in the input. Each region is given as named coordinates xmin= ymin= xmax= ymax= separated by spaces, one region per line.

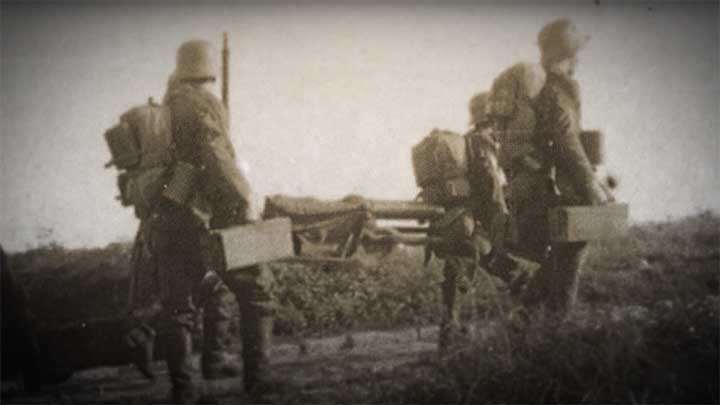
xmin=485 ymin=250 xmax=539 ymax=296
xmin=544 ymin=242 xmax=588 ymax=315
xmin=242 ymin=315 xmax=280 ymax=397
xmin=201 ymin=317 xmax=242 ymax=380
xmin=438 ymin=319 xmax=466 ymax=356
xmin=165 ymin=325 xmax=197 ymax=404
xmin=438 ymin=257 xmax=467 ymax=355
xmin=125 ymin=324 xmax=156 ymax=381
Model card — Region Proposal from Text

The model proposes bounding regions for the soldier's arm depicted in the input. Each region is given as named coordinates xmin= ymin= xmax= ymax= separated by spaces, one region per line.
xmin=548 ymin=97 xmax=606 ymax=205
xmin=201 ymin=135 xmax=254 ymax=224
xmin=171 ymin=94 xmax=253 ymax=225
xmin=466 ymin=131 xmax=508 ymax=240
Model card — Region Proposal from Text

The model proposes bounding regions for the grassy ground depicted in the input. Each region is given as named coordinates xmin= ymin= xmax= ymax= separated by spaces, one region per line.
xmin=5 ymin=211 xmax=719 ymax=403
xmin=356 ymin=211 xmax=719 ymax=404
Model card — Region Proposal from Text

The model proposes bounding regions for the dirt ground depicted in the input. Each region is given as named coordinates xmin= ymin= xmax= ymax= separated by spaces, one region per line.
xmin=4 ymin=326 xmax=441 ymax=404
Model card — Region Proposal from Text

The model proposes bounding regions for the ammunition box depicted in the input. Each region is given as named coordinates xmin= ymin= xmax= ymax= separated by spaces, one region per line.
xmin=548 ymin=203 xmax=629 ymax=242
xmin=211 ymin=218 xmax=294 ymax=271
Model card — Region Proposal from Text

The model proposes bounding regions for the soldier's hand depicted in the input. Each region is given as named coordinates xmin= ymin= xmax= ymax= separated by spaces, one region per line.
xmin=478 ymin=127 xmax=502 ymax=152
xmin=599 ymin=180 xmax=617 ymax=203
xmin=605 ymin=174 xmax=619 ymax=190
xmin=589 ymin=180 xmax=610 ymax=205
xmin=244 ymin=200 xmax=261 ymax=223
xmin=210 ymin=202 xmax=250 ymax=228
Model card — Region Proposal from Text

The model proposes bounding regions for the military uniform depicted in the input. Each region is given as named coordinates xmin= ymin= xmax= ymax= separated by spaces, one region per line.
xmin=495 ymin=19 xmax=607 ymax=315
xmin=486 ymin=62 xmax=546 ymax=177
xmin=438 ymin=94 xmax=533 ymax=352
xmin=515 ymin=70 xmax=605 ymax=314
xmin=194 ymin=271 xmax=241 ymax=380
xmin=124 ymin=75 xmax=245 ymax=384
xmin=150 ymin=40 xmax=276 ymax=402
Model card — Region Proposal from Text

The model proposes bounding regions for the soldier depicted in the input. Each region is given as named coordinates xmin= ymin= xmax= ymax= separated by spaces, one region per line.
xmin=124 ymin=72 xmax=244 ymax=384
xmin=465 ymin=92 xmax=509 ymax=252
xmin=1 ymin=246 xmax=44 ymax=390
xmin=437 ymin=93 xmax=534 ymax=352
xmin=488 ymin=18 xmax=610 ymax=316
xmin=150 ymin=39 xmax=278 ymax=402
xmin=161 ymin=73 xmax=244 ymax=382
xmin=130 ymin=222 xmax=242 ymax=383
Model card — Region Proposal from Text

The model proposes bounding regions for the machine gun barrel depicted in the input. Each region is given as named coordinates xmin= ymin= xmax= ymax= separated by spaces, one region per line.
xmin=391 ymin=226 xmax=431 ymax=234
xmin=363 ymin=199 xmax=445 ymax=220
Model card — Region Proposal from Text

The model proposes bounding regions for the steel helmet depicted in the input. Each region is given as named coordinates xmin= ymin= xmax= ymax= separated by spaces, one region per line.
xmin=468 ymin=92 xmax=489 ymax=126
xmin=537 ymin=18 xmax=589 ymax=65
xmin=174 ymin=39 xmax=218 ymax=81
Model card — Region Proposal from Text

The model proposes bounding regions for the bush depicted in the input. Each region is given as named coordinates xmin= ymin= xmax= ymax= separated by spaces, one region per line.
xmin=581 ymin=211 xmax=719 ymax=308
xmin=6 ymin=212 xmax=719 ymax=404
xmin=272 ymin=250 xmax=444 ymax=336
xmin=8 ymin=243 xmax=132 ymax=326
xmin=393 ymin=296 xmax=718 ymax=404
xmin=359 ymin=211 xmax=720 ymax=404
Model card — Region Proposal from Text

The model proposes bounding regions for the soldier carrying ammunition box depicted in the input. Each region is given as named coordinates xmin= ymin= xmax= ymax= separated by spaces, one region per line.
xmin=158 ymin=39 xmax=284 ymax=403
xmin=412 ymin=90 xmax=537 ymax=353
xmin=486 ymin=18 xmax=615 ymax=315
xmin=104 ymin=38 xmax=284 ymax=403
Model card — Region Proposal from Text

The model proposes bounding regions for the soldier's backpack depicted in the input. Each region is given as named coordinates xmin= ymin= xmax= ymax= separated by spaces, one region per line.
xmin=486 ymin=62 xmax=605 ymax=199
xmin=411 ymin=128 xmax=471 ymax=206
xmin=486 ymin=62 xmax=547 ymax=173
xmin=104 ymin=98 xmax=173 ymax=219
xmin=412 ymin=129 xmax=476 ymax=260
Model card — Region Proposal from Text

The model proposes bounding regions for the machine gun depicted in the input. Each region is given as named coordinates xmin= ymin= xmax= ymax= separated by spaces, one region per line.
xmin=210 ymin=195 xmax=448 ymax=270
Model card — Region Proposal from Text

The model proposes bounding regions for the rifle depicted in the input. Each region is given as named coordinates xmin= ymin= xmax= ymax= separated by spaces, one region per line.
xmin=222 ymin=31 xmax=230 ymax=133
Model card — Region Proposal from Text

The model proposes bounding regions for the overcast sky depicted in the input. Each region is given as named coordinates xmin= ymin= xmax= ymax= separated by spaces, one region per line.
xmin=1 ymin=1 xmax=718 ymax=251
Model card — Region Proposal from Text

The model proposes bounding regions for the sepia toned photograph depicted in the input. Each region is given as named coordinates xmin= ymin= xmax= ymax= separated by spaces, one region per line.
xmin=1 ymin=1 xmax=718 ymax=404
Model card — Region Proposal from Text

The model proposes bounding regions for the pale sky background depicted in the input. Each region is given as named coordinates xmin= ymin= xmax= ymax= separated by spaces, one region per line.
xmin=1 ymin=1 xmax=718 ymax=252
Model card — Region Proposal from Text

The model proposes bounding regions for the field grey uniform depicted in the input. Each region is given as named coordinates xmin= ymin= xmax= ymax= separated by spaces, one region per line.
xmin=127 ymin=87 xmax=243 ymax=382
xmin=151 ymin=40 xmax=276 ymax=402
xmin=493 ymin=19 xmax=607 ymax=315
xmin=438 ymin=93 xmax=530 ymax=351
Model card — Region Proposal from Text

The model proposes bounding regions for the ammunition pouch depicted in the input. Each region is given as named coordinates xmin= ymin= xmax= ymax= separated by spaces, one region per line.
xmin=428 ymin=207 xmax=477 ymax=259
xmin=117 ymin=160 xmax=206 ymax=222
xmin=131 ymin=167 xmax=169 ymax=220
xmin=114 ymin=166 xmax=170 ymax=220
xmin=162 ymin=161 xmax=201 ymax=206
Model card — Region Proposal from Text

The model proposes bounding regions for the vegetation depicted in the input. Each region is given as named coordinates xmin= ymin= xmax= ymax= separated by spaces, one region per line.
xmin=6 ymin=211 xmax=718 ymax=403
xmin=379 ymin=211 xmax=719 ymax=404
xmin=271 ymin=252 xmax=444 ymax=337
xmin=385 ymin=295 xmax=718 ymax=404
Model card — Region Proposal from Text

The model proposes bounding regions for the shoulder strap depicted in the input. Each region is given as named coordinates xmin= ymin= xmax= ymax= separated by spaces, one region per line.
xmin=464 ymin=130 xmax=475 ymax=167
